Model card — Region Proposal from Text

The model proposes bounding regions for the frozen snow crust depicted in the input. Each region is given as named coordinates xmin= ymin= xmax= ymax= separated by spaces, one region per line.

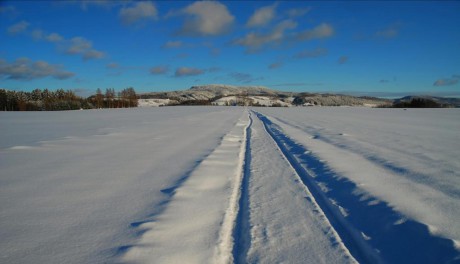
xmin=1 ymin=107 xmax=459 ymax=263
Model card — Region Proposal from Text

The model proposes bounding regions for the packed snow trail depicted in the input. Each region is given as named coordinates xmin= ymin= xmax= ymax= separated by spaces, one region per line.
xmin=255 ymin=110 xmax=460 ymax=264
xmin=121 ymin=111 xmax=250 ymax=264
xmin=234 ymin=111 xmax=357 ymax=263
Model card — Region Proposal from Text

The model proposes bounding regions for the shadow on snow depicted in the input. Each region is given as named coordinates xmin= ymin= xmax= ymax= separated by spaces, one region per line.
xmin=232 ymin=113 xmax=253 ymax=264
xmin=110 ymin=150 xmax=215 ymax=259
xmin=256 ymin=112 xmax=459 ymax=264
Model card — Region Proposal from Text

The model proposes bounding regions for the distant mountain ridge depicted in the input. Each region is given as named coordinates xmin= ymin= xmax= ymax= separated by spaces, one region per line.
xmin=141 ymin=84 xmax=290 ymax=101
xmin=139 ymin=84 xmax=458 ymax=107
xmin=394 ymin=96 xmax=460 ymax=107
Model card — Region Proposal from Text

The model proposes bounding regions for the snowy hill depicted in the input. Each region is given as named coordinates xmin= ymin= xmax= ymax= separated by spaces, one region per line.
xmin=394 ymin=96 xmax=460 ymax=108
xmin=139 ymin=84 xmax=389 ymax=107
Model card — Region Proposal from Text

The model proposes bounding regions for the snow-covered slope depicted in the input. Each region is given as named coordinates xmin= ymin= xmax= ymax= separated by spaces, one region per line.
xmin=141 ymin=84 xmax=284 ymax=103
xmin=140 ymin=85 xmax=390 ymax=107
xmin=138 ymin=98 xmax=177 ymax=107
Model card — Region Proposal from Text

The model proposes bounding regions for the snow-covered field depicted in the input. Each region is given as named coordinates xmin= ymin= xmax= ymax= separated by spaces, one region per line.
xmin=1 ymin=107 xmax=459 ymax=263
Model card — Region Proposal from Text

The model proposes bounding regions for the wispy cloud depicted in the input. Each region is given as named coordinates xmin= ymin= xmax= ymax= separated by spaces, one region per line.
xmin=268 ymin=61 xmax=283 ymax=69
xmin=338 ymin=56 xmax=348 ymax=64
xmin=63 ymin=37 xmax=105 ymax=61
xmin=175 ymin=67 xmax=204 ymax=77
xmin=119 ymin=1 xmax=158 ymax=25
xmin=106 ymin=62 xmax=119 ymax=69
xmin=177 ymin=1 xmax=234 ymax=36
xmin=375 ymin=23 xmax=401 ymax=39
xmin=247 ymin=3 xmax=277 ymax=28
xmin=286 ymin=7 xmax=311 ymax=18
xmin=77 ymin=0 xmax=124 ymax=11
xmin=294 ymin=23 xmax=334 ymax=41
xmin=163 ymin=41 xmax=183 ymax=49
xmin=31 ymin=30 xmax=64 ymax=43
xmin=82 ymin=50 xmax=105 ymax=60
xmin=208 ymin=66 xmax=221 ymax=73
xmin=46 ymin=33 xmax=64 ymax=42
xmin=7 ymin=21 xmax=29 ymax=34
xmin=433 ymin=75 xmax=460 ymax=86
xmin=0 ymin=5 xmax=18 ymax=17
xmin=0 ymin=57 xmax=74 ymax=80
xmin=294 ymin=47 xmax=328 ymax=59
xmin=0 ymin=5 xmax=16 ymax=13
xmin=234 ymin=19 xmax=297 ymax=52
xmin=150 ymin=66 xmax=169 ymax=75
xmin=234 ymin=21 xmax=333 ymax=53
xmin=229 ymin=72 xmax=263 ymax=83
xmin=10 ymin=21 xmax=105 ymax=62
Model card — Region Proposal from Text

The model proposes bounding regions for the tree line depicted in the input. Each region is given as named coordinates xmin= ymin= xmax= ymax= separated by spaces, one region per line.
xmin=0 ymin=88 xmax=138 ymax=111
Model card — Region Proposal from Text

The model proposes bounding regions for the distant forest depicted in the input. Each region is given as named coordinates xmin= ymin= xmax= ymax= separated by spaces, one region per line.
xmin=0 ymin=88 xmax=138 ymax=111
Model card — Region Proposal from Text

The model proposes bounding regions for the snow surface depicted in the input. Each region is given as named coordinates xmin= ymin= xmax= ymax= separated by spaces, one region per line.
xmin=241 ymin=113 xmax=355 ymax=263
xmin=212 ymin=96 xmax=290 ymax=107
xmin=138 ymin=98 xmax=174 ymax=107
xmin=255 ymin=107 xmax=460 ymax=263
xmin=0 ymin=107 xmax=244 ymax=264
xmin=1 ymin=106 xmax=459 ymax=264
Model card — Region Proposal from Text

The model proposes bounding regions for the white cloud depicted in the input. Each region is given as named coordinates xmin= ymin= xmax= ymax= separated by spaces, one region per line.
xmin=175 ymin=67 xmax=204 ymax=77
xmin=7 ymin=21 xmax=29 ymax=34
xmin=247 ymin=3 xmax=277 ymax=28
xmin=119 ymin=1 xmax=158 ymax=25
xmin=9 ymin=20 xmax=105 ymax=62
xmin=150 ymin=66 xmax=169 ymax=75
xmin=234 ymin=19 xmax=297 ymax=52
xmin=65 ymin=37 xmax=92 ymax=54
xmin=46 ymin=33 xmax=64 ymax=42
xmin=0 ymin=57 xmax=74 ymax=80
xmin=295 ymin=23 xmax=334 ymax=41
xmin=63 ymin=37 xmax=105 ymax=61
xmin=234 ymin=21 xmax=333 ymax=52
xmin=82 ymin=50 xmax=105 ymax=61
xmin=178 ymin=1 xmax=234 ymax=36
xmin=31 ymin=30 xmax=63 ymax=43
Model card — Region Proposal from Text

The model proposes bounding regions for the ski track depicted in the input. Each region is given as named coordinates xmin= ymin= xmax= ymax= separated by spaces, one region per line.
xmin=231 ymin=112 xmax=252 ymax=264
xmin=254 ymin=111 xmax=460 ymax=264
xmin=270 ymin=116 xmax=460 ymax=200
xmin=123 ymin=109 xmax=359 ymax=263
xmin=121 ymin=111 xmax=250 ymax=264
xmin=3 ymin=108 xmax=458 ymax=263
xmin=238 ymin=111 xmax=357 ymax=264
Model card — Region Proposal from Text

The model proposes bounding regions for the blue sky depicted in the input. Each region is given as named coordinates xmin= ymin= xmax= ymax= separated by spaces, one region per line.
xmin=1 ymin=1 xmax=459 ymax=97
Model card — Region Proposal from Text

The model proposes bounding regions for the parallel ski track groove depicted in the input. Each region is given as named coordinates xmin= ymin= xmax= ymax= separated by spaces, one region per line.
xmin=254 ymin=111 xmax=380 ymax=264
xmin=231 ymin=111 xmax=253 ymax=264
